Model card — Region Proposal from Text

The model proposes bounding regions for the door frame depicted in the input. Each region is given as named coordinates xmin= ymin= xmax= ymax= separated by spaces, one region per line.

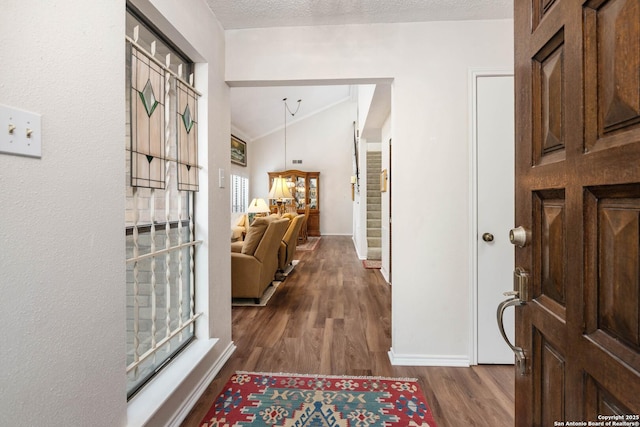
xmin=468 ymin=68 xmax=514 ymax=365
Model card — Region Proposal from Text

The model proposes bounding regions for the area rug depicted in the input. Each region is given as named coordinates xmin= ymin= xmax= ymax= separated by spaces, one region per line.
xmin=295 ymin=236 xmax=321 ymax=251
xmin=363 ymin=260 xmax=381 ymax=269
xmin=199 ymin=371 xmax=438 ymax=426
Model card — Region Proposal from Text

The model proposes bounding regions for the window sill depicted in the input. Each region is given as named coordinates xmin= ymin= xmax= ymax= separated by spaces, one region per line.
xmin=126 ymin=338 xmax=228 ymax=426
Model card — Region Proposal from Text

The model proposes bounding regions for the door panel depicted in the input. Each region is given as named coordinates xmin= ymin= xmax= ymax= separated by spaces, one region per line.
xmin=514 ymin=0 xmax=640 ymax=424
xmin=585 ymin=0 xmax=640 ymax=151
xmin=588 ymin=0 xmax=640 ymax=134
xmin=596 ymin=198 xmax=640 ymax=346
xmin=532 ymin=30 xmax=566 ymax=165
xmin=534 ymin=190 xmax=567 ymax=308
xmin=533 ymin=329 xmax=566 ymax=426
xmin=585 ymin=374 xmax=636 ymax=419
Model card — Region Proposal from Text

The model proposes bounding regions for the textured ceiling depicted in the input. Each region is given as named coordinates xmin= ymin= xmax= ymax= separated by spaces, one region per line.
xmin=221 ymin=0 xmax=512 ymax=141
xmin=206 ymin=0 xmax=512 ymax=30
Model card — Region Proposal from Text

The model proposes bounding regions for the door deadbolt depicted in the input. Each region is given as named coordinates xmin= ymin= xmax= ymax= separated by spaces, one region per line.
xmin=509 ymin=226 xmax=529 ymax=247
xmin=482 ymin=233 xmax=494 ymax=242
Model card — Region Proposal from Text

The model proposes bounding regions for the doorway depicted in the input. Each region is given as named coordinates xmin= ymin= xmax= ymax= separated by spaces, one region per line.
xmin=470 ymin=71 xmax=515 ymax=364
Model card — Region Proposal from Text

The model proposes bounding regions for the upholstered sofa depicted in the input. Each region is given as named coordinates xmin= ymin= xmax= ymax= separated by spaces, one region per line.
xmin=231 ymin=216 xmax=289 ymax=301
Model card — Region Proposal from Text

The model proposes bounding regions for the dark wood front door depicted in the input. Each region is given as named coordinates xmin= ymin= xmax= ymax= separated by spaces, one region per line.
xmin=514 ymin=0 xmax=640 ymax=424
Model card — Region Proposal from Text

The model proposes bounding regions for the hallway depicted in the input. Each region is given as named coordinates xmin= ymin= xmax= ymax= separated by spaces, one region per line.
xmin=181 ymin=236 xmax=514 ymax=426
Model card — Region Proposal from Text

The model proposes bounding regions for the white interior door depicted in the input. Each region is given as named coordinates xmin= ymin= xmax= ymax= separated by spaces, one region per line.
xmin=476 ymin=74 xmax=515 ymax=364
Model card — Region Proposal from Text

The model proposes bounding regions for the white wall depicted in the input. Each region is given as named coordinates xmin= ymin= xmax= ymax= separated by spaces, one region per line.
xmin=0 ymin=1 xmax=126 ymax=425
xmin=249 ymin=99 xmax=356 ymax=235
xmin=380 ymin=114 xmax=392 ymax=282
xmin=1 ymin=1 xmax=233 ymax=426
xmin=226 ymin=19 xmax=514 ymax=363
xmin=351 ymin=136 xmax=368 ymax=259
xmin=352 ymin=85 xmax=377 ymax=258
xmin=357 ymin=85 xmax=376 ymax=136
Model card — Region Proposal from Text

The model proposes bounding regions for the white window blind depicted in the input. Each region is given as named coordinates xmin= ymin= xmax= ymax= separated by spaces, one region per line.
xmin=231 ymin=174 xmax=249 ymax=213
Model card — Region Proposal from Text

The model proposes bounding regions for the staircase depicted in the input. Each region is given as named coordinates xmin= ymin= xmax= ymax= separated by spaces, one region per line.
xmin=366 ymin=151 xmax=382 ymax=260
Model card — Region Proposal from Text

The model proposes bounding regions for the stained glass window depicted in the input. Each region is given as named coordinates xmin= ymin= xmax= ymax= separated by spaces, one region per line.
xmin=176 ymin=79 xmax=199 ymax=191
xmin=130 ymin=45 xmax=166 ymax=189
xmin=125 ymin=9 xmax=200 ymax=400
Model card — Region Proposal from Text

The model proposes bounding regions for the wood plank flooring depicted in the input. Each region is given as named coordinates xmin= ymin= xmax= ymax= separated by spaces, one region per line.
xmin=181 ymin=236 xmax=514 ymax=426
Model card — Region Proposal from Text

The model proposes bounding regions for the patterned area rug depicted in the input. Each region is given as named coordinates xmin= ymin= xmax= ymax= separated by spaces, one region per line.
xmin=199 ymin=371 xmax=438 ymax=426
xmin=295 ymin=236 xmax=321 ymax=251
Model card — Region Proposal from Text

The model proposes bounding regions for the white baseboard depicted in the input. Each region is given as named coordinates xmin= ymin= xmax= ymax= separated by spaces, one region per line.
xmin=380 ymin=267 xmax=390 ymax=283
xmin=351 ymin=237 xmax=367 ymax=260
xmin=127 ymin=339 xmax=236 ymax=427
xmin=387 ymin=348 xmax=470 ymax=367
xmin=169 ymin=341 xmax=237 ymax=426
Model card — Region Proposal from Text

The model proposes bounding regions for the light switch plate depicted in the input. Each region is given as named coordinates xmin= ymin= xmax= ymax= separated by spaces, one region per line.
xmin=0 ymin=104 xmax=42 ymax=158
xmin=218 ymin=168 xmax=225 ymax=188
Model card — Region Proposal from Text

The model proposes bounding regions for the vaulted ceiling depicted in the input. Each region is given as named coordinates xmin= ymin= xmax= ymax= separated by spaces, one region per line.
xmin=230 ymin=85 xmax=353 ymax=141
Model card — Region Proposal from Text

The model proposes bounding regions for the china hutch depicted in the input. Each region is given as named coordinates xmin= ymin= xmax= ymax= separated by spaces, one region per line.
xmin=268 ymin=170 xmax=320 ymax=236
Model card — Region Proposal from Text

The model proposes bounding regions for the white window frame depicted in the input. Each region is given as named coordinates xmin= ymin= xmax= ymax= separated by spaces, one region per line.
xmin=231 ymin=174 xmax=249 ymax=213
xmin=125 ymin=4 xmax=228 ymax=426
xmin=125 ymin=9 xmax=202 ymax=400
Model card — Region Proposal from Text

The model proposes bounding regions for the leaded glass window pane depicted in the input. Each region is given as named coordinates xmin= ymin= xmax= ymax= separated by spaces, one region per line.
xmin=130 ymin=45 xmax=165 ymax=189
xmin=177 ymin=80 xmax=199 ymax=191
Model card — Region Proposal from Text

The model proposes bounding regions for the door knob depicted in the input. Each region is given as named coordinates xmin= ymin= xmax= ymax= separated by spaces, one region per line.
xmin=482 ymin=232 xmax=494 ymax=242
xmin=509 ymin=226 xmax=530 ymax=247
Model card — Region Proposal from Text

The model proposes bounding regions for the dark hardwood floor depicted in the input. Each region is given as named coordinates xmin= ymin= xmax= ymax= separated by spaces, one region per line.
xmin=181 ymin=236 xmax=514 ymax=426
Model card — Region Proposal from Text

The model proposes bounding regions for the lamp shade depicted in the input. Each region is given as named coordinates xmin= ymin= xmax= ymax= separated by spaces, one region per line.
xmin=268 ymin=176 xmax=293 ymax=200
xmin=247 ymin=198 xmax=270 ymax=213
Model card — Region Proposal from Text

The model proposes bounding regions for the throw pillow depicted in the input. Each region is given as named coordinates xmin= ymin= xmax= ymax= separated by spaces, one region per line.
xmin=242 ymin=216 xmax=274 ymax=255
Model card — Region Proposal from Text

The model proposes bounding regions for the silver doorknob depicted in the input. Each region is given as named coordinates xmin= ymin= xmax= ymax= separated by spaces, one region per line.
xmin=482 ymin=232 xmax=494 ymax=242
xmin=509 ymin=226 xmax=529 ymax=247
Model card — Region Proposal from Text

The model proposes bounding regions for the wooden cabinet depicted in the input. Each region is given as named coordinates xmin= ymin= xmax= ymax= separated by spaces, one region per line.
xmin=268 ymin=170 xmax=320 ymax=236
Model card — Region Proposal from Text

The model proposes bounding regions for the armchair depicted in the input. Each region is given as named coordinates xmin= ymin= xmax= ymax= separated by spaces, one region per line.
xmin=278 ymin=214 xmax=305 ymax=271
xmin=298 ymin=204 xmax=311 ymax=244
xmin=231 ymin=217 xmax=289 ymax=301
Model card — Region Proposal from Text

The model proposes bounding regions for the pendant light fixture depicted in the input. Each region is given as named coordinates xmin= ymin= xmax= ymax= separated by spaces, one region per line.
xmin=268 ymin=97 xmax=301 ymax=215
xmin=283 ymin=97 xmax=301 ymax=188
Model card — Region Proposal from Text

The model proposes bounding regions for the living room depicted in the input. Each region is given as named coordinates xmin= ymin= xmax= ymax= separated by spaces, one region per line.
xmin=230 ymin=86 xmax=358 ymax=243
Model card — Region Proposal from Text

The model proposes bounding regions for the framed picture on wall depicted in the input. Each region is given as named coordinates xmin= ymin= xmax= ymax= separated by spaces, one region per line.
xmin=231 ymin=135 xmax=247 ymax=166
